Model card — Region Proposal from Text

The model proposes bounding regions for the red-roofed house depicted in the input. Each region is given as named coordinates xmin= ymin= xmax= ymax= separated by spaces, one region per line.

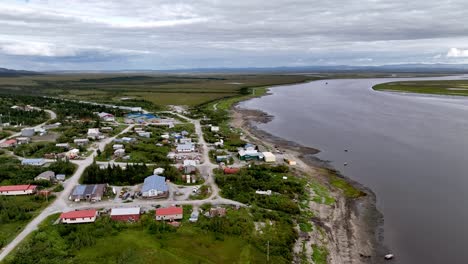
xmin=60 ymin=209 xmax=98 ymax=224
xmin=155 ymin=206 xmax=183 ymax=221
xmin=0 ymin=185 xmax=37 ymax=196
xmin=0 ymin=139 xmax=17 ymax=148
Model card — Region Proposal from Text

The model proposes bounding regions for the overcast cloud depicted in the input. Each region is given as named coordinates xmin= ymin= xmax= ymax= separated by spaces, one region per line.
xmin=1 ymin=0 xmax=468 ymax=70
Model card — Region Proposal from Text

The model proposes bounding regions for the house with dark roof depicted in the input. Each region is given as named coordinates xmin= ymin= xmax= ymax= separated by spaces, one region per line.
xmin=34 ymin=171 xmax=55 ymax=182
xmin=60 ymin=209 xmax=98 ymax=224
xmin=69 ymin=184 xmax=107 ymax=202
xmin=141 ymin=175 xmax=168 ymax=198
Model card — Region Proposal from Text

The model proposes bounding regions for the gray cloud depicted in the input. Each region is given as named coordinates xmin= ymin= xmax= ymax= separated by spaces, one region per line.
xmin=0 ymin=0 xmax=468 ymax=70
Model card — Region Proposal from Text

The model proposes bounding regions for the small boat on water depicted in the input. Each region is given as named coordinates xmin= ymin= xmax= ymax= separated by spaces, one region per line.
xmin=344 ymin=162 xmax=348 ymax=166
xmin=384 ymin=254 xmax=394 ymax=260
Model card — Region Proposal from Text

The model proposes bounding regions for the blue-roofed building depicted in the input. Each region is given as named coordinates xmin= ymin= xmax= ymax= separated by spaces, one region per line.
xmin=141 ymin=175 xmax=169 ymax=198
xmin=21 ymin=158 xmax=46 ymax=166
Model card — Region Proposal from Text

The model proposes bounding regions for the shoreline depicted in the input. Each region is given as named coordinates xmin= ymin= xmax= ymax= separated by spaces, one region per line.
xmin=231 ymin=93 xmax=389 ymax=263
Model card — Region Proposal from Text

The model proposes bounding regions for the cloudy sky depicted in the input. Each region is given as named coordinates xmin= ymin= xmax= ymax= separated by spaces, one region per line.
xmin=1 ymin=0 xmax=468 ymax=70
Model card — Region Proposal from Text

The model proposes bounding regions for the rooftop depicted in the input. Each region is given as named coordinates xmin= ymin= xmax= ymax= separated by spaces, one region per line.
xmin=110 ymin=207 xmax=141 ymax=216
xmin=141 ymin=175 xmax=168 ymax=193
xmin=0 ymin=185 xmax=37 ymax=192
xmin=155 ymin=206 xmax=183 ymax=216
xmin=60 ymin=209 xmax=97 ymax=219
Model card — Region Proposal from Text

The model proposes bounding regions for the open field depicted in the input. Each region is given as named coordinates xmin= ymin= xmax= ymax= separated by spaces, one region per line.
xmin=373 ymin=80 xmax=468 ymax=96
xmin=0 ymin=74 xmax=313 ymax=106
xmin=0 ymin=195 xmax=53 ymax=248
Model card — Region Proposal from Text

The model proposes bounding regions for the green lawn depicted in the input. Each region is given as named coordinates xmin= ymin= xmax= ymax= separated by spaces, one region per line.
xmin=74 ymin=227 xmax=265 ymax=264
xmin=0 ymin=195 xmax=53 ymax=248
xmin=373 ymin=80 xmax=468 ymax=96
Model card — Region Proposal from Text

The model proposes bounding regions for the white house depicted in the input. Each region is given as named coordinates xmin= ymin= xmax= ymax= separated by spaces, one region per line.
xmin=60 ymin=209 xmax=98 ymax=224
xmin=137 ymin=131 xmax=151 ymax=138
xmin=176 ymin=143 xmax=195 ymax=153
xmin=211 ymin=126 xmax=220 ymax=132
xmin=87 ymin=128 xmax=101 ymax=139
xmin=255 ymin=190 xmax=272 ymax=196
xmin=114 ymin=149 xmax=125 ymax=157
xmin=98 ymin=112 xmax=115 ymax=122
xmin=21 ymin=159 xmax=46 ymax=166
xmin=262 ymin=152 xmax=276 ymax=163
xmin=113 ymin=144 xmax=124 ymax=150
xmin=74 ymin=138 xmax=89 ymax=146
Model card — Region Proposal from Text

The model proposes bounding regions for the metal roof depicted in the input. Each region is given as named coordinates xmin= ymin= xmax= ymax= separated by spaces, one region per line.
xmin=111 ymin=207 xmax=140 ymax=216
xmin=141 ymin=175 xmax=168 ymax=193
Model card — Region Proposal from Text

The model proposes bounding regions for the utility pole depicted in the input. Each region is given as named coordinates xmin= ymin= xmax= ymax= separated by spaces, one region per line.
xmin=267 ymin=240 xmax=270 ymax=262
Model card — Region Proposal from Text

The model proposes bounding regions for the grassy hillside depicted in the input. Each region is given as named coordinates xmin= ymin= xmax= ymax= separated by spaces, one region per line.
xmin=373 ymin=80 xmax=468 ymax=96
xmin=0 ymin=74 xmax=312 ymax=106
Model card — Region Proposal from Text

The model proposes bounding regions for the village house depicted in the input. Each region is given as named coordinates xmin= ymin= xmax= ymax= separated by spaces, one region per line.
xmin=137 ymin=131 xmax=151 ymax=138
xmin=113 ymin=144 xmax=124 ymax=150
xmin=60 ymin=209 xmax=98 ymax=224
xmin=256 ymin=190 xmax=272 ymax=196
xmin=183 ymin=160 xmax=197 ymax=174
xmin=216 ymin=155 xmax=229 ymax=163
xmin=110 ymin=207 xmax=141 ymax=222
xmin=74 ymin=138 xmax=89 ymax=146
xmin=114 ymin=149 xmax=125 ymax=157
xmin=141 ymin=175 xmax=169 ymax=198
xmin=189 ymin=210 xmax=199 ymax=222
xmin=0 ymin=184 xmax=37 ymax=196
xmin=56 ymin=174 xmax=66 ymax=181
xmin=55 ymin=143 xmax=70 ymax=149
xmin=69 ymin=184 xmax=107 ymax=202
xmin=20 ymin=128 xmax=35 ymax=137
xmin=122 ymin=137 xmax=136 ymax=143
xmin=211 ymin=126 xmax=220 ymax=132
xmin=21 ymin=158 xmax=46 ymax=166
xmin=262 ymin=152 xmax=276 ymax=163
xmin=0 ymin=139 xmax=16 ymax=148
xmin=87 ymin=128 xmax=101 ymax=139
xmin=176 ymin=143 xmax=195 ymax=153
xmin=179 ymin=137 xmax=192 ymax=144
xmin=66 ymin=148 xmax=80 ymax=159
xmin=43 ymin=122 xmax=61 ymax=130
xmin=34 ymin=171 xmax=55 ymax=182
xmin=98 ymin=112 xmax=115 ymax=122
xmin=153 ymin=167 xmax=165 ymax=175
xmin=16 ymin=137 xmax=30 ymax=145
xmin=155 ymin=206 xmax=183 ymax=221
xmin=100 ymin=126 xmax=113 ymax=133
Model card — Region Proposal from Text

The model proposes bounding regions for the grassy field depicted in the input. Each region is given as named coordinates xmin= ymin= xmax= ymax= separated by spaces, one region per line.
xmin=0 ymin=74 xmax=312 ymax=107
xmin=73 ymin=227 xmax=265 ymax=264
xmin=373 ymin=80 xmax=468 ymax=96
xmin=0 ymin=195 xmax=53 ymax=248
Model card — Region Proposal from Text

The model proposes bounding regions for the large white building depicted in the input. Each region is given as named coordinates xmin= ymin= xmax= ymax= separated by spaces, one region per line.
xmin=141 ymin=175 xmax=169 ymax=198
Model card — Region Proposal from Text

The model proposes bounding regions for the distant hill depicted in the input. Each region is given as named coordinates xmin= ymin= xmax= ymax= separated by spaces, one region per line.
xmin=0 ymin=67 xmax=41 ymax=77
xmin=47 ymin=63 xmax=468 ymax=74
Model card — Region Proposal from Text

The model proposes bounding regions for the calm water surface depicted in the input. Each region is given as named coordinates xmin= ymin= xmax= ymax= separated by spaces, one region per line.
xmin=240 ymin=76 xmax=468 ymax=264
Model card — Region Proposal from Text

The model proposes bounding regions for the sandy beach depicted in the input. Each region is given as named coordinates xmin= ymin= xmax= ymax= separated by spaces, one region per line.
xmin=231 ymin=105 xmax=389 ymax=264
